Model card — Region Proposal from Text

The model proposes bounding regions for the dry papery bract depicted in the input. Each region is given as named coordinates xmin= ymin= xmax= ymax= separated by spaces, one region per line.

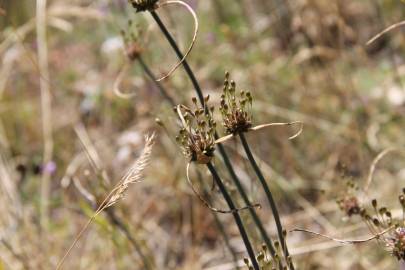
xmin=128 ymin=0 xmax=198 ymax=81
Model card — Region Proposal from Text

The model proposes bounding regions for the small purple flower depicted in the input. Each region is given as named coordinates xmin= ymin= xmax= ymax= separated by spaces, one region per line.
xmin=42 ymin=161 xmax=57 ymax=175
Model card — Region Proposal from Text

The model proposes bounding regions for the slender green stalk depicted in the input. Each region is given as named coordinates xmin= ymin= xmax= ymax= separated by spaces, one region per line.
xmin=140 ymin=59 xmax=240 ymax=266
xmin=207 ymin=162 xmax=259 ymax=270
xmin=137 ymin=56 xmax=176 ymax=106
xmin=149 ymin=10 xmax=277 ymax=258
xmin=238 ymin=132 xmax=294 ymax=270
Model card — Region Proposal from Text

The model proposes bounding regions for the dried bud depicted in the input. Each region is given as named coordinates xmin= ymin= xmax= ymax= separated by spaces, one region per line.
xmin=372 ymin=199 xmax=377 ymax=208
xmin=130 ymin=0 xmax=159 ymax=12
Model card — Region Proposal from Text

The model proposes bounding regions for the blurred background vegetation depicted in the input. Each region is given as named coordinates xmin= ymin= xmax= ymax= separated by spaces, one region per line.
xmin=0 ymin=0 xmax=404 ymax=269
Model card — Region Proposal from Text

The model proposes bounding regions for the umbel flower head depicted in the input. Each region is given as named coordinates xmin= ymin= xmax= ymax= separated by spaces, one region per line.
xmin=128 ymin=0 xmax=159 ymax=12
xmin=388 ymin=227 xmax=405 ymax=261
xmin=175 ymin=96 xmax=216 ymax=164
xmin=355 ymin=190 xmax=405 ymax=261
xmin=336 ymin=180 xmax=361 ymax=217
xmin=220 ymin=72 xmax=253 ymax=134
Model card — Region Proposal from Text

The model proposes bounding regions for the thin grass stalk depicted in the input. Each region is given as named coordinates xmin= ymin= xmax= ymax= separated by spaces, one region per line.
xmin=207 ymin=162 xmax=259 ymax=270
xmin=74 ymin=126 xmax=153 ymax=270
xmin=238 ymin=132 xmax=294 ymax=270
xmin=149 ymin=10 xmax=277 ymax=257
xmin=56 ymin=134 xmax=154 ymax=270
xmin=137 ymin=55 xmax=176 ymax=106
xmin=36 ymin=0 xmax=53 ymax=230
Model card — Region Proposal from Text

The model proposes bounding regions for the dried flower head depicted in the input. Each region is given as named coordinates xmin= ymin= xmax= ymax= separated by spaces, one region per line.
xmin=243 ymin=242 xmax=289 ymax=270
xmin=336 ymin=180 xmax=362 ymax=217
xmin=338 ymin=196 xmax=361 ymax=217
xmin=388 ymin=227 xmax=405 ymax=260
xmin=220 ymin=72 xmax=253 ymax=134
xmin=129 ymin=0 xmax=159 ymax=12
xmin=354 ymin=190 xmax=405 ymax=261
xmin=120 ymin=20 xmax=144 ymax=61
xmin=175 ymin=96 xmax=216 ymax=164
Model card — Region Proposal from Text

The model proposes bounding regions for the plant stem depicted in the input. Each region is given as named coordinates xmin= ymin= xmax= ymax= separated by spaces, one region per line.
xmin=137 ymin=56 xmax=176 ymax=106
xmin=149 ymin=9 xmax=277 ymax=259
xmin=207 ymin=162 xmax=259 ymax=270
xmin=217 ymin=143 xmax=277 ymax=256
xmin=238 ymin=132 xmax=294 ymax=269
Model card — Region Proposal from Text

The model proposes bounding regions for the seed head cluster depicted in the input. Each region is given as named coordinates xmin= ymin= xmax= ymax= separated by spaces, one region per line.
xmin=338 ymin=195 xmax=361 ymax=217
xmin=175 ymin=96 xmax=216 ymax=164
xmin=342 ymin=189 xmax=405 ymax=261
xmin=220 ymin=72 xmax=253 ymax=135
xmin=244 ymin=242 xmax=292 ymax=270
xmin=389 ymin=227 xmax=405 ymax=261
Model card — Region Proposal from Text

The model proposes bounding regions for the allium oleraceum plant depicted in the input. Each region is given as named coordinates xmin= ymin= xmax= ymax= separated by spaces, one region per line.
xmin=173 ymin=73 xmax=303 ymax=269
xmin=296 ymin=148 xmax=405 ymax=264
xmin=129 ymin=1 xmax=303 ymax=268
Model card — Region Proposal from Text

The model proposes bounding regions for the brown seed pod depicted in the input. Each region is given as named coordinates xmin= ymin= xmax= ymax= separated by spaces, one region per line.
xmin=125 ymin=42 xmax=143 ymax=61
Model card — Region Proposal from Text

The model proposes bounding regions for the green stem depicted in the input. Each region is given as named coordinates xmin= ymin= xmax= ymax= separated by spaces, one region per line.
xmin=148 ymin=10 xmax=277 ymax=258
xmin=207 ymin=162 xmax=259 ymax=270
xmin=217 ymin=143 xmax=277 ymax=257
xmin=238 ymin=132 xmax=294 ymax=269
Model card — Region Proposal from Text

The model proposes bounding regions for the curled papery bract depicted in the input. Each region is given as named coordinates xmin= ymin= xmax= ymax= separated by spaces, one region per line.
xmin=186 ymin=162 xmax=261 ymax=214
xmin=364 ymin=147 xmax=404 ymax=193
xmin=155 ymin=0 xmax=199 ymax=81
xmin=214 ymin=121 xmax=304 ymax=144
xmin=113 ymin=64 xmax=137 ymax=99
xmin=367 ymin=20 xmax=405 ymax=45
xmin=291 ymin=226 xmax=393 ymax=245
